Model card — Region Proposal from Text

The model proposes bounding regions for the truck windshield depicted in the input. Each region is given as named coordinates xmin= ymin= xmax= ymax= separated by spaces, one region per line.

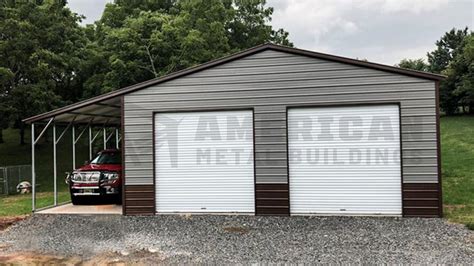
xmin=90 ymin=152 xmax=121 ymax=164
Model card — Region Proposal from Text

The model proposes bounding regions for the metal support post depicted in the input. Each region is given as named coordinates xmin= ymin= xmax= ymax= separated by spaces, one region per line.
xmin=31 ymin=117 xmax=54 ymax=212
xmin=31 ymin=123 xmax=35 ymax=212
xmin=53 ymin=123 xmax=57 ymax=206
xmin=115 ymin=128 xmax=119 ymax=149
xmin=72 ymin=125 xmax=76 ymax=169
xmin=89 ymin=125 xmax=92 ymax=160
xmin=103 ymin=127 xmax=107 ymax=150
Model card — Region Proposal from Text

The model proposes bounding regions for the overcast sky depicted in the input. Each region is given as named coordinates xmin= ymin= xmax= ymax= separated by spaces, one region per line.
xmin=68 ymin=0 xmax=473 ymax=65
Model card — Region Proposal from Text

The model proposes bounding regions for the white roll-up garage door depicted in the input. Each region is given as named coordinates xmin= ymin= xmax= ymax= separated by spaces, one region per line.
xmin=155 ymin=110 xmax=254 ymax=213
xmin=288 ymin=105 xmax=402 ymax=215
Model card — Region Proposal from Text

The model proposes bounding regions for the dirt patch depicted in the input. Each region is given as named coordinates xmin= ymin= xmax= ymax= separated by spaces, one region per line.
xmin=0 ymin=252 xmax=82 ymax=265
xmin=0 ymin=250 xmax=166 ymax=265
xmin=0 ymin=216 xmax=27 ymax=231
xmin=223 ymin=226 xmax=249 ymax=234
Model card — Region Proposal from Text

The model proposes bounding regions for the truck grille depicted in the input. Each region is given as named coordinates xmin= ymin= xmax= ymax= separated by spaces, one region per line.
xmin=72 ymin=171 xmax=101 ymax=182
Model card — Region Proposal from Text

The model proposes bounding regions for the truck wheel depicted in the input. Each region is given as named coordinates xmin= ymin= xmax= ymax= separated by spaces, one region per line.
xmin=71 ymin=194 xmax=83 ymax=205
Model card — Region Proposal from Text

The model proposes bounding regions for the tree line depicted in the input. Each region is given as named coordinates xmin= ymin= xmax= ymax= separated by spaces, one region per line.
xmin=396 ymin=28 xmax=473 ymax=115
xmin=0 ymin=0 xmax=291 ymax=144
xmin=0 ymin=1 xmax=472 ymax=145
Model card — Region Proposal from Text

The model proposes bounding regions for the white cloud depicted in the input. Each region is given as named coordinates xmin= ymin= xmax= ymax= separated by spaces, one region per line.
xmin=269 ymin=0 xmax=361 ymax=53
xmin=268 ymin=0 xmax=471 ymax=64
xmin=371 ymin=0 xmax=450 ymax=14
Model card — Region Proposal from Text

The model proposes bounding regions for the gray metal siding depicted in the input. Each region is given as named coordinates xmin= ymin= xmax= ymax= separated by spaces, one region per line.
xmin=124 ymin=49 xmax=438 ymax=185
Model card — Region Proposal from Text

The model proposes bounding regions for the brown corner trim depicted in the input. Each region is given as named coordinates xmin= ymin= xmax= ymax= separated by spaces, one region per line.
xmin=121 ymin=96 xmax=126 ymax=215
xmin=435 ymin=81 xmax=443 ymax=217
xmin=152 ymin=112 xmax=157 ymax=214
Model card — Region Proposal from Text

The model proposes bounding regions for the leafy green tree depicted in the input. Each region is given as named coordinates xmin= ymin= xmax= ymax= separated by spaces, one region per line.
xmin=225 ymin=0 xmax=292 ymax=50
xmin=444 ymin=34 xmax=474 ymax=113
xmin=0 ymin=67 xmax=13 ymax=143
xmin=0 ymin=0 xmax=86 ymax=143
xmin=396 ymin=58 xmax=429 ymax=72
xmin=98 ymin=0 xmax=176 ymax=29
xmin=83 ymin=0 xmax=292 ymax=96
xmin=428 ymin=28 xmax=469 ymax=74
xmin=426 ymin=27 xmax=471 ymax=115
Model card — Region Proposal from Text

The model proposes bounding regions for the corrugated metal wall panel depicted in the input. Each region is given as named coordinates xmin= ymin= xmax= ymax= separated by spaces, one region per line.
xmin=124 ymin=49 xmax=438 ymax=186
xmin=127 ymin=82 xmax=433 ymax=99
xmin=288 ymin=105 xmax=402 ymax=215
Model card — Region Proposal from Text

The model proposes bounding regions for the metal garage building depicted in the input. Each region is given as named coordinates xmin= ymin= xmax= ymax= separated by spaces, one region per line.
xmin=24 ymin=43 xmax=444 ymax=217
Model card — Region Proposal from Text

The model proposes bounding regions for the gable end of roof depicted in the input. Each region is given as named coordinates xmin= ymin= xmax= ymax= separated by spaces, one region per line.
xmin=23 ymin=43 xmax=445 ymax=124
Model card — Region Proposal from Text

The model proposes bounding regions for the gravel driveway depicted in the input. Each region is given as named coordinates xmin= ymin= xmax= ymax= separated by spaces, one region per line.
xmin=0 ymin=215 xmax=472 ymax=264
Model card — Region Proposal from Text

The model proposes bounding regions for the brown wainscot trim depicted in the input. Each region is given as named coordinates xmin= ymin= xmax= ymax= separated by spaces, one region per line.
xmin=124 ymin=185 xmax=155 ymax=215
xmin=402 ymin=183 xmax=440 ymax=217
xmin=255 ymin=183 xmax=289 ymax=216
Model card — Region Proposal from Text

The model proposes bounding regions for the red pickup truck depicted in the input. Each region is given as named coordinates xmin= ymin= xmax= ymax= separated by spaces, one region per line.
xmin=66 ymin=149 xmax=122 ymax=205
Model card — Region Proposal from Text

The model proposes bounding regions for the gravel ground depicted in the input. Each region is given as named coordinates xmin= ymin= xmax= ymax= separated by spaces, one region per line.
xmin=0 ymin=214 xmax=472 ymax=264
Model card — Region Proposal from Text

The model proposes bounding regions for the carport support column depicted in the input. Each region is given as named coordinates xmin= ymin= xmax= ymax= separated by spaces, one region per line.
xmin=53 ymin=123 xmax=57 ymax=206
xmin=31 ymin=123 xmax=36 ymax=212
xmin=72 ymin=125 xmax=76 ymax=170
xmin=89 ymin=125 xmax=92 ymax=160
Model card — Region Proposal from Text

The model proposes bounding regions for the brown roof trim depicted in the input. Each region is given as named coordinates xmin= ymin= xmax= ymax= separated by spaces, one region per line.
xmin=23 ymin=43 xmax=445 ymax=123
xmin=269 ymin=44 xmax=445 ymax=81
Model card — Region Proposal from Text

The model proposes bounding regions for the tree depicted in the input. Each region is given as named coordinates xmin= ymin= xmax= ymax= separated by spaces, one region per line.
xmin=444 ymin=34 xmax=474 ymax=113
xmin=427 ymin=27 xmax=469 ymax=74
xmin=83 ymin=0 xmax=292 ymax=96
xmin=225 ymin=0 xmax=292 ymax=50
xmin=0 ymin=0 xmax=87 ymax=143
xmin=0 ymin=67 xmax=13 ymax=143
xmin=426 ymin=27 xmax=471 ymax=115
xmin=396 ymin=58 xmax=429 ymax=72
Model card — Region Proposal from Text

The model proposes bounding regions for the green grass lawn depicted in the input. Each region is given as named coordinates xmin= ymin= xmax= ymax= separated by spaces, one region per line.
xmin=0 ymin=117 xmax=473 ymax=229
xmin=0 ymin=192 xmax=70 ymax=216
xmin=440 ymin=116 xmax=474 ymax=229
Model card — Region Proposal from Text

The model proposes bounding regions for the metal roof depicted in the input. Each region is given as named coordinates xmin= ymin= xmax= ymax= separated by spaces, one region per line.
xmin=23 ymin=43 xmax=445 ymax=124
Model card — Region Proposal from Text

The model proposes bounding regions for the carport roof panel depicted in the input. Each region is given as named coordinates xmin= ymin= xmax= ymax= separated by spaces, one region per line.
xmin=52 ymin=103 xmax=121 ymax=125
xmin=23 ymin=43 xmax=445 ymax=124
xmin=24 ymin=97 xmax=122 ymax=125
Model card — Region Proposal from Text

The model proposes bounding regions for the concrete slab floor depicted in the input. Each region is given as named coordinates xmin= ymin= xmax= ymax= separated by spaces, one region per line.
xmin=36 ymin=204 xmax=122 ymax=215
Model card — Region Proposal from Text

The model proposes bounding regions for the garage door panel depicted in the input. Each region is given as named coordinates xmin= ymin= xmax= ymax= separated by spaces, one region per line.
xmin=155 ymin=110 xmax=255 ymax=213
xmin=288 ymin=105 xmax=402 ymax=215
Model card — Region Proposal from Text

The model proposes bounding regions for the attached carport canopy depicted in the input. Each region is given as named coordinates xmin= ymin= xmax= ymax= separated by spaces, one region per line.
xmin=23 ymin=95 xmax=123 ymax=213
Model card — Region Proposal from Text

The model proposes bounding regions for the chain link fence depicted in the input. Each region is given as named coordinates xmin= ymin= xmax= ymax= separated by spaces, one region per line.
xmin=0 ymin=165 xmax=32 ymax=195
